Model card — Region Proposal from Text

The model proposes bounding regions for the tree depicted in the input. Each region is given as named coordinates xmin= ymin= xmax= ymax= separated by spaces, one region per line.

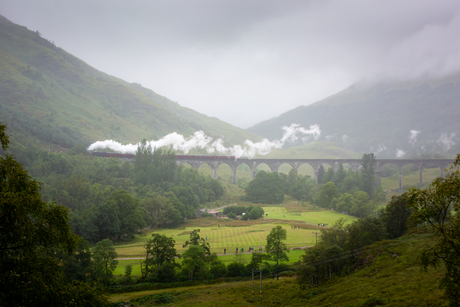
xmin=248 ymin=206 xmax=264 ymax=220
xmin=181 ymin=245 xmax=207 ymax=280
xmin=266 ymin=226 xmax=289 ymax=265
xmin=245 ymin=171 xmax=285 ymax=204
xmin=317 ymin=182 xmax=340 ymax=208
xmin=319 ymin=218 xmax=348 ymax=249
xmin=226 ymin=262 xmax=246 ymax=277
xmin=380 ymin=195 xmax=412 ymax=239
xmin=361 ymin=153 xmax=376 ymax=197
xmin=322 ymin=167 xmax=335 ymax=184
xmin=346 ymin=217 xmax=386 ymax=251
xmin=350 ymin=191 xmax=371 ymax=218
xmin=317 ymin=165 xmax=325 ymax=183
xmin=144 ymin=233 xmax=179 ymax=277
xmin=289 ymin=175 xmax=316 ymax=201
xmin=333 ymin=163 xmax=347 ymax=185
xmin=142 ymin=193 xmax=182 ymax=227
xmin=60 ymin=239 xmax=94 ymax=282
xmin=104 ymin=189 xmax=146 ymax=240
xmin=210 ymin=255 xmax=227 ymax=278
xmin=133 ymin=139 xmax=154 ymax=185
xmin=0 ymin=123 xmax=107 ymax=306
xmin=335 ymin=193 xmax=353 ymax=213
xmin=405 ymin=155 xmax=460 ymax=306
xmin=247 ymin=252 xmax=268 ymax=270
xmin=93 ymin=239 xmax=118 ymax=286
xmin=183 ymin=229 xmax=211 ymax=256
xmin=297 ymin=244 xmax=344 ymax=288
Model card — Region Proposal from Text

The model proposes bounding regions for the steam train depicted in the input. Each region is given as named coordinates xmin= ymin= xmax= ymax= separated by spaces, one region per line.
xmin=91 ymin=152 xmax=236 ymax=160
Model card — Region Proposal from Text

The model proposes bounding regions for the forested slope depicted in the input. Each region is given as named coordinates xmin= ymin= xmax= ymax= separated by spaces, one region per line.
xmin=0 ymin=15 xmax=261 ymax=150
xmin=248 ymin=75 xmax=460 ymax=158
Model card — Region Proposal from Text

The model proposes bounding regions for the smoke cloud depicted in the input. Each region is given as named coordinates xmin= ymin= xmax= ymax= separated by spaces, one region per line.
xmin=87 ymin=123 xmax=321 ymax=159
xmin=372 ymin=143 xmax=388 ymax=155
xmin=437 ymin=133 xmax=456 ymax=151
xmin=408 ymin=130 xmax=421 ymax=146
xmin=396 ymin=149 xmax=406 ymax=158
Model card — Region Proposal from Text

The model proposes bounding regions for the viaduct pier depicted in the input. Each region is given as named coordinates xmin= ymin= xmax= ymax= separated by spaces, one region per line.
xmin=175 ymin=157 xmax=454 ymax=192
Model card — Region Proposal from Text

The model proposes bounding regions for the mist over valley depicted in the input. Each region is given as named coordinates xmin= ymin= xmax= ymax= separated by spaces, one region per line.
xmin=1 ymin=4 xmax=460 ymax=306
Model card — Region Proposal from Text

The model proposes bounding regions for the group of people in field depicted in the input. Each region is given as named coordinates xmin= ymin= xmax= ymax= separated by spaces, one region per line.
xmin=226 ymin=246 xmax=263 ymax=254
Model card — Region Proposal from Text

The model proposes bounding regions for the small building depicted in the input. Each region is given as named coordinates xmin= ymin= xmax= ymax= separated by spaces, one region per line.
xmin=195 ymin=208 xmax=220 ymax=218
xmin=207 ymin=210 xmax=220 ymax=218
xmin=195 ymin=208 xmax=207 ymax=218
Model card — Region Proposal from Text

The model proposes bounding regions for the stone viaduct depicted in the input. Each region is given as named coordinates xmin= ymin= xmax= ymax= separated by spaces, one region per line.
xmin=175 ymin=157 xmax=455 ymax=192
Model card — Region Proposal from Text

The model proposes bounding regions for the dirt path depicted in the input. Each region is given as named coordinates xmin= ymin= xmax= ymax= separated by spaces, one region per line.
xmin=212 ymin=203 xmax=238 ymax=211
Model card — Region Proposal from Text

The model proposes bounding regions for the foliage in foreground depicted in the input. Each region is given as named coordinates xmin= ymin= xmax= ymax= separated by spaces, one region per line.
xmin=406 ymin=154 xmax=460 ymax=306
xmin=0 ymin=122 xmax=108 ymax=306
xmin=110 ymin=232 xmax=447 ymax=307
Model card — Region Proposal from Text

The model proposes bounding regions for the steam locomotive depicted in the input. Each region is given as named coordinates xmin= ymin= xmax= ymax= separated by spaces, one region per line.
xmin=91 ymin=152 xmax=236 ymax=160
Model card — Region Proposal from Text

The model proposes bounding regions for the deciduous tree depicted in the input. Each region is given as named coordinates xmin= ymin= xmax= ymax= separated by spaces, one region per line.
xmin=266 ymin=225 xmax=289 ymax=265
xmin=144 ymin=233 xmax=179 ymax=276
xmin=406 ymin=155 xmax=460 ymax=306
xmin=182 ymin=245 xmax=207 ymax=280
xmin=93 ymin=239 xmax=118 ymax=286
xmin=245 ymin=171 xmax=285 ymax=204
xmin=361 ymin=153 xmax=376 ymax=197
xmin=182 ymin=229 xmax=211 ymax=256
xmin=380 ymin=195 xmax=411 ymax=239
xmin=0 ymin=123 xmax=107 ymax=306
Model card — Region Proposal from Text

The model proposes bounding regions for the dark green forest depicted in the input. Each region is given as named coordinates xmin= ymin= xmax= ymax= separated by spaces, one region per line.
xmin=0 ymin=131 xmax=224 ymax=244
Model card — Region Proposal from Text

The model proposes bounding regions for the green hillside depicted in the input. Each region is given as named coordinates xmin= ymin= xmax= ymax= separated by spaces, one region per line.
xmin=262 ymin=141 xmax=361 ymax=159
xmin=0 ymin=15 xmax=261 ymax=149
xmin=248 ymin=75 xmax=460 ymax=158
xmin=109 ymin=231 xmax=447 ymax=306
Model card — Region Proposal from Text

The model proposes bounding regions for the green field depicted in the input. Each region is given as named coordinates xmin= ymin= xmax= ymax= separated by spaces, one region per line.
xmin=111 ymin=232 xmax=447 ymax=306
xmin=115 ymin=223 xmax=316 ymax=258
xmin=381 ymin=167 xmax=443 ymax=191
xmin=113 ymin=250 xmax=307 ymax=277
xmin=262 ymin=207 xmax=356 ymax=226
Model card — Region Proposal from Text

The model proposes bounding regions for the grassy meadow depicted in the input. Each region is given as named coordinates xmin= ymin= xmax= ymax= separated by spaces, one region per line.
xmin=112 ymin=202 xmax=355 ymax=278
xmin=110 ymin=230 xmax=447 ymax=306
xmin=113 ymin=250 xmax=308 ymax=277
xmin=262 ymin=206 xmax=356 ymax=226
xmin=114 ymin=223 xmax=318 ymax=258
xmin=381 ymin=167 xmax=443 ymax=191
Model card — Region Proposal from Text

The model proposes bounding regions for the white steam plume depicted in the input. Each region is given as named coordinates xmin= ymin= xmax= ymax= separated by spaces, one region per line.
xmin=373 ymin=143 xmax=387 ymax=155
xmin=87 ymin=123 xmax=321 ymax=159
xmin=408 ymin=130 xmax=420 ymax=146
xmin=437 ymin=133 xmax=456 ymax=151
xmin=396 ymin=149 xmax=406 ymax=158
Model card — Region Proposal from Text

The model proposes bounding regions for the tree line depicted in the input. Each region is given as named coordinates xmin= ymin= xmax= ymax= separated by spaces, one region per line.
xmin=297 ymin=194 xmax=412 ymax=288
xmin=2 ymin=136 xmax=225 ymax=243
xmin=244 ymin=154 xmax=386 ymax=218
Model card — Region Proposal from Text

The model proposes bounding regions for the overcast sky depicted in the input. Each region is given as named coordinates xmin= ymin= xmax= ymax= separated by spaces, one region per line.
xmin=2 ymin=0 xmax=460 ymax=128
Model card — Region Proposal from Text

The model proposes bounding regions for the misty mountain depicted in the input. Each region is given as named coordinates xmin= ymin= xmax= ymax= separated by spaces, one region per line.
xmin=0 ymin=15 xmax=261 ymax=149
xmin=247 ymin=75 xmax=460 ymax=158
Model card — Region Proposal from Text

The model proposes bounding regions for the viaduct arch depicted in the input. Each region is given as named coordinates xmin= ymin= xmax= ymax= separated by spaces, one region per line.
xmin=176 ymin=157 xmax=454 ymax=192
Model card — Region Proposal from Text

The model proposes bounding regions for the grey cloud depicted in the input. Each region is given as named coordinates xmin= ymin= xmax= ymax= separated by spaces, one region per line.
xmin=2 ymin=0 xmax=460 ymax=128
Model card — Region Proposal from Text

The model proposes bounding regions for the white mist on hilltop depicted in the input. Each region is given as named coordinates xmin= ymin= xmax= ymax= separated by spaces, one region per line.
xmin=87 ymin=123 xmax=321 ymax=159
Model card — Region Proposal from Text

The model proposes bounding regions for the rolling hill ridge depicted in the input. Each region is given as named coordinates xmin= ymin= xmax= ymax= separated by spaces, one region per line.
xmin=0 ymin=15 xmax=261 ymax=149
xmin=248 ymin=75 xmax=460 ymax=158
